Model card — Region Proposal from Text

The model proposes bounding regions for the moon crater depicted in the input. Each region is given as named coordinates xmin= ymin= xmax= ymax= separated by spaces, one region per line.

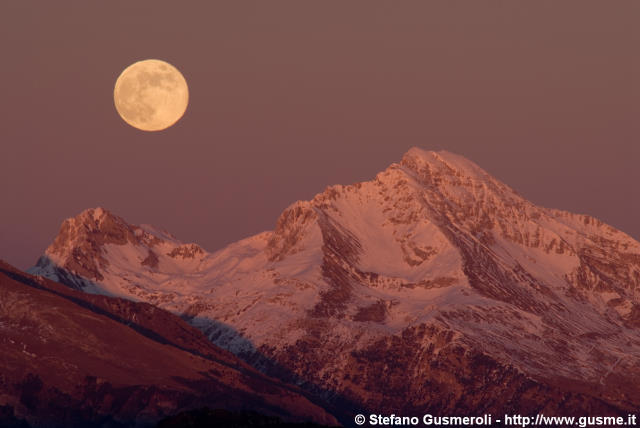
xmin=114 ymin=59 xmax=189 ymax=131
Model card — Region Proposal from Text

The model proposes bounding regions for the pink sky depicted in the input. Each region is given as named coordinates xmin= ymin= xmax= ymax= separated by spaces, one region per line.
xmin=0 ymin=1 xmax=638 ymax=268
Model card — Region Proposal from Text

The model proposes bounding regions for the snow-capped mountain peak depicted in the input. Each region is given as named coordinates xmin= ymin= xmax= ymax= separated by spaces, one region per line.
xmin=30 ymin=148 xmax=640 ymax=419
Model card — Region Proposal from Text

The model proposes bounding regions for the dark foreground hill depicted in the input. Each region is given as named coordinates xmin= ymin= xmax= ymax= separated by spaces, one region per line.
xmin=0 ymin=261 xmax=337 ymax=428
xmin=156 ymin=408 xmax=340 ymax=428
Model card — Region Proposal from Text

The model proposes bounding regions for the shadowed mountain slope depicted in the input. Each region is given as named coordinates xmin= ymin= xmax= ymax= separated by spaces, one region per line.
xmin=0 ymin=261 xmax=337 ymax=428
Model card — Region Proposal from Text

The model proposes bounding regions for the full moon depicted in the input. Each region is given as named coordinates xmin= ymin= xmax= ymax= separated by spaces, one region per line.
xmin=114 ymin=59 xmax=189 ymax=131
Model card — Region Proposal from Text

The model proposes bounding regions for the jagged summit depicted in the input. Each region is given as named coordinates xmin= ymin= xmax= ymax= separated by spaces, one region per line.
xmin=32 ymin=206 xmax=205 ymax=290
xmin=30 ymin=147 xmax=640 ymax=420
xmin=50 ymin=207 xmax=178 ymax=247
xmin=402 ymin=147 xmax=492 ymax=177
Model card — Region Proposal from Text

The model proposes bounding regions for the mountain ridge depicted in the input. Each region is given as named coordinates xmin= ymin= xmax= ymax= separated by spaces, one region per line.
xmin=30 ymin=147 xmax=640 ymax=424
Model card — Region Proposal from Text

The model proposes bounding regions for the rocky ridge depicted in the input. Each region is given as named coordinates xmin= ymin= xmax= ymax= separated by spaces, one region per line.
xmin=31 ymin=148 xmax=640 ymax=424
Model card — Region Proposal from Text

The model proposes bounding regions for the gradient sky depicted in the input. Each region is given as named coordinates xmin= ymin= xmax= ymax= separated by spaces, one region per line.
xmin=1 ymin=2 xmax=638 ymax=269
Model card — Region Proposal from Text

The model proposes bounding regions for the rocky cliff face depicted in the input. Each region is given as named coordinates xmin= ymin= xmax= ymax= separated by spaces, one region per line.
xmin=0 ymin=261 xmax=336 ymax=428
xmin=31 ymin=148 xmax=640 ymax=424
